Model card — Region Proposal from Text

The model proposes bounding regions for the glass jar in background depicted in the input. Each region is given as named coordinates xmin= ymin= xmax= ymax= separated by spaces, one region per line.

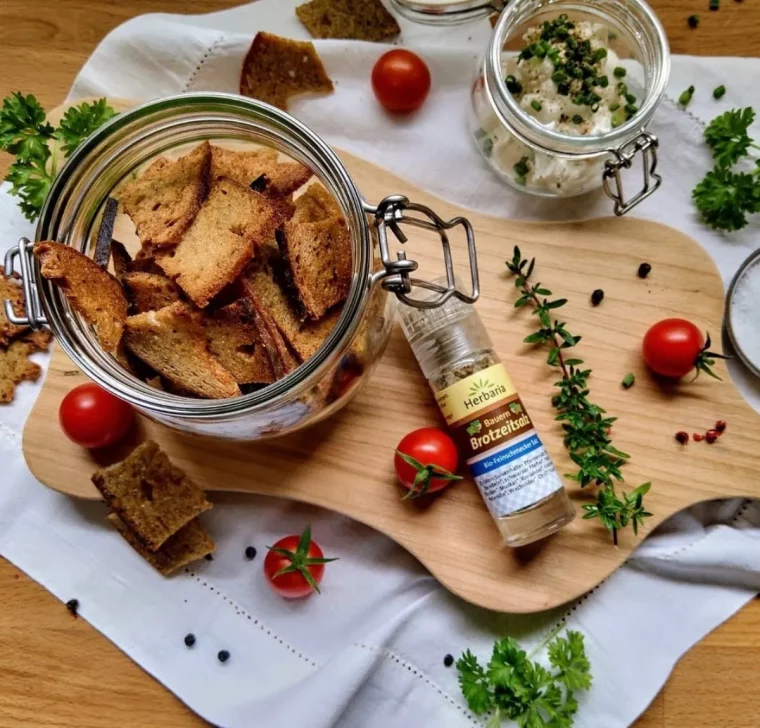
xmin=391 ymin=0 xmax=670 ymax=214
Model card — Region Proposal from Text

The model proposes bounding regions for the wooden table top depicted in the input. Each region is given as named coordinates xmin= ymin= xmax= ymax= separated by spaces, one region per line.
xmin=1 ymin=1 xmax=758 ymax=726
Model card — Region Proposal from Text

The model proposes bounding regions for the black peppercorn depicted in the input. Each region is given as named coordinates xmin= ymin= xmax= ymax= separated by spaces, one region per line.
xmin=590 ymin=289 xmax=604 ymax=306
xmin=184 ymin=633 xmax=196 ymax=647
xmin=66 ymin=599 xmax=79 ymax=617
xmin=443 ymin=654 xmax=454 ymax=667
xmin=637 ymin=262 xmax=652 ymax=278
xmin=218 ymin=650 xmax=230 ymax=663
xmin=205 ymin=554 xmax=214 ymax=561
xmin=245 ymin=546 xmax=257 ymax=560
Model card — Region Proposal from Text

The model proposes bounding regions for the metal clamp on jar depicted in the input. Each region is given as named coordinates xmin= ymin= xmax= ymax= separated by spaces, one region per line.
xmin=391 ymin=0 xmax=670 ymax=214
xmin=3 ymin=93 xmax=479 ymax=441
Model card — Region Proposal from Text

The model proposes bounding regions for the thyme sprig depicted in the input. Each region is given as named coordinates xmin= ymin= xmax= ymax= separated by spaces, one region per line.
xmin=507 ymin=246 xmax=652 ymax=544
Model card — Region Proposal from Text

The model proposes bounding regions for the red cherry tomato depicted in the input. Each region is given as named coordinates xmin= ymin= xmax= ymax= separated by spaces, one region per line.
xmin=642 ymin=319 xmax=707 ymax=378
xmin=264 ymin=526 xmax=336 ymax=599
xmin=394 ymin=427 xmax=461 ymax=499
xmin=371 ymin=49 xmax=431 ymax=113
xmin=59 ymin=383 xmax=134 ymax=449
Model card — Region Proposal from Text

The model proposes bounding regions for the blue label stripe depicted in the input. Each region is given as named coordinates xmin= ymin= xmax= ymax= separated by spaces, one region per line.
xmin=468 ymin=434 xmax=542 ymax=477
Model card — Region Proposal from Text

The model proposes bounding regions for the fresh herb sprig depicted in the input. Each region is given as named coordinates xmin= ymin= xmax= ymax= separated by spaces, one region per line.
xmin=457 ymin=629 xmax=591 ymax=727
xmin=692 ymin=107 xmax=760 ymax=231
xmin=0 ymin=93 xmax=116 ymax=221
xmin=507 ymin=247 xmax=652 ymax=544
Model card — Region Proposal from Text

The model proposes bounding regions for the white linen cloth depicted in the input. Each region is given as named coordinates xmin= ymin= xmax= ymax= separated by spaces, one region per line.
xmin=2 ymin=2 xmax=760 ymax=726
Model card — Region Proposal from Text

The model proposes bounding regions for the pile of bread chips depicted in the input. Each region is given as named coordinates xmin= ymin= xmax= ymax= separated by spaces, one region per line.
xmin=34 ymin=141 xmax=356 ymax=400
xmin=0 ymin=266 xmax=53 ymax=403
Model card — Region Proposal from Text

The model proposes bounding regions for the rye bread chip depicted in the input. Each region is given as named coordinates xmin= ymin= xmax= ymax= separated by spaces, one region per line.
xmin=124 ymin=302 xmax=240 ymax=399
xmin=0 ymin=265 xmax=29 ymax=346
xmin=92 ymin=440 xmax=212 ymax=552
xmin=292 ymin=183 xmax=341 ymax=224
xmin=0 ymin=339 xmax=42 ymax=403
xmin=277 ymin=217 xmax=352 ymax=320
xmin=108 ymin=513 xmax=214 ymax=575
xmin=211 ymin=145 xmax=313 ymax=198
xmin=119 ymin=141 xmax=211 ymax=247
xmin=295 ymin=0 xmax=401 ymax=42
xmin=123 ymin=272 xmax=182 ymax=313
xmin=240 ymin=32 xmax=334 ymax=111
xmin=157 ymin=178 xmax=281 ymax=308
xmin=205 ymin=298 xmax=275 ymax=385
xmin=35 ymin=242 xmax=128 ymax=353
xmin=245 ymin=290 xmax=299 ymax=379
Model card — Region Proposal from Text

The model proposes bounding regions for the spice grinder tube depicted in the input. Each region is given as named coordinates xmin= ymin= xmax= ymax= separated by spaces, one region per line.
xmin=398 ymin=281 xmax=575 ymax=547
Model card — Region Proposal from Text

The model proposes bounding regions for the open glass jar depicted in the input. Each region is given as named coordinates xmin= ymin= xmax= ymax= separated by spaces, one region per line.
xmin=391 ymin=0 xmax=670 ymax=214
xmin=5 ymin=93 xmax=479 ymax=441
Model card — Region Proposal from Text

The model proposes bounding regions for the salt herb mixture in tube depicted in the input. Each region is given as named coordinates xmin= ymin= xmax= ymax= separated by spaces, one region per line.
xmin=398 ymin=282 xmax=575 ymax=547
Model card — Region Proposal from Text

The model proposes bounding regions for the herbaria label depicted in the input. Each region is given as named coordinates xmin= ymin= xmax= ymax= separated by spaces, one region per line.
xmin=435 ymin=363 xmax=563 ymax=518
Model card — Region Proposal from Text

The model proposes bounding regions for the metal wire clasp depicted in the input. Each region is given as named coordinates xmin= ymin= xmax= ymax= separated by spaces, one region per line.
xmin=366 ymin=195 xmax=480 ymax=310
xmin=4 ymin=237 xmax=47 ymax=330
xmin=602 ymin=131 xmax=661 ymax=216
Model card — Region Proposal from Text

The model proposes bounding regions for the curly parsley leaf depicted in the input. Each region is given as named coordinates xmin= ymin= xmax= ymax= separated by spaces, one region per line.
xmin=704 ymin=107 xmax=756 ymax=168
xmin=548 ymin=631 xmax=592 ymax=692
xmin=5 ymin=155 xmax=54 ymax=222
xmin=456 ymin=649 xmax=493 ymax=715
xmin=692 ymin=166 xmax=760 ymax=232
xmin=0 ymin=92 xmax=55 ymax=160
xmin=56 ymin=98 xmax=116 ymax=156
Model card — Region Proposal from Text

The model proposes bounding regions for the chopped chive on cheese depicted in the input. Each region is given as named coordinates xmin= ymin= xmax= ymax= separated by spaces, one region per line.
xmin=613 ymin=66 xmax=627 ymax=78
xmin=678 ymin=85 xmax=695 ymax=106
xmin=531 ymin=100 xmax=543 ymax=112
xmin=513 ymin=156 xmax=531 ymax=178
xmin=713 ymin=84 xmax=726 ymax=99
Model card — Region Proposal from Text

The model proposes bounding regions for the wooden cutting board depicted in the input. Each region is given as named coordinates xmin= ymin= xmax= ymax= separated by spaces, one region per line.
xmin=21 ymin=144 xmax=760 ymax=614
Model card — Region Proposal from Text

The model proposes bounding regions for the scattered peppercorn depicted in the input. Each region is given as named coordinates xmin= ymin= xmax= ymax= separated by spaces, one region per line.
xmin=713 ymin=85 xmax=726 ymax=99
xmin=621 ymin=373 xmax=636 ymax=389
xmin=637 ymin=262 xmax=652 ymax=278
xmin=715 ymin=420 xmax=727 ymax=433
xmin=205 ymin=554 xmax=214 ymax=561
xmin=679 ymin=86 xmax=695 ymax=107
xmin=675 ymin=431 xmax=689 ymax=444
xmin=705 ymin=429 xmax=719 ymax=444
xmin=66 ymin=599 xmax=79 ymax=617
xmin=693 ymin=433 xmax=705 ymax=442
xmin=245 ymin=546 xmax=257 ymax=560
xmin=709 ymin=0 xmax=719 ymax=10
xmin=218 ymin=650 xmax=230 ymax=663
xmin=590 ymin=289 xmax=604 ymax=306
xmin=184 ymin=633 xmax=196 ymax=647
xmin=443 ymin=654 xmax=455 ymax=667
xmin=688 ymin=14 xmax=700 ymax=27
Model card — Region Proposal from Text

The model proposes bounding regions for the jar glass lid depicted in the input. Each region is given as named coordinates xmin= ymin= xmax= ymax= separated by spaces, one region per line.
xmin=389 ymin=0 xmax=505 ymax=25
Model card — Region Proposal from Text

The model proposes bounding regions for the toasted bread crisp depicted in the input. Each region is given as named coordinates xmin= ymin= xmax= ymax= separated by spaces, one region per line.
xmin=124 ymin=302 xmax=240 ymax=399
xmin=0 ymin=266 xmax=29 ymax=346
xmin=110 ymin=241 xmax=133 ymax=281
xmin=296 ymin=0 xmax=401 ymax=42
xmin=158 ymin=178 xmax=280 ymax=308
xmin=21 ymin=328 xmax=53 ymax=353
xmin=93 ymin=441 xmax=212 ymax=551
xmin=108 ymin=513 xmax=214 ymax=575
xmin=292 ymin=183 xmax=341 ymax=224
xmin=120 ymin=142 xmax=211 ymax=247
xmin=211 ymin=145 xmax=313 ymax=198
xmin=0 ymin=340 xmax=41 ymax=403
xmin=35 ymin=242 xmax=128 ymax=353
xmin=123 ymin=272 xmax=182 ymax=313
xmin=244 ymin=267 xmax=339 ymax=362
xmin=206 ymin=298 xmax=275 ymax=385
xmin=278 ymin=217 xmax=352 ymax=320
xmin=240 ymin=32 xmax=334 ymax=111
xmin=246 ymin=292 xmax=299 ymax=379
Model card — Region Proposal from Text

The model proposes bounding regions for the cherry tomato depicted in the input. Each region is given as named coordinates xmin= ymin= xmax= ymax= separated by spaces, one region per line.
xmin=59 ymin=383 xmax=134 ymax=449
xmin=371 ymin=49 xmax=431 ymax=113
xmin=264 ymin=526 xmax=337 ymax=599
xmin=394 ymin=427 xmax=461 ymax=499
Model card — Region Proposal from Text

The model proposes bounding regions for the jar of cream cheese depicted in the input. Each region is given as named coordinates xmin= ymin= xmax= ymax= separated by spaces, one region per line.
xmin=391 ymin=0 xmax=670 ymax=214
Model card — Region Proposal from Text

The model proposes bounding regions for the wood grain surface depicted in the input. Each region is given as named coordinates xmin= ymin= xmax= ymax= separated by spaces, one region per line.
xmin=1 ymin=1 xmax=760 ymax=726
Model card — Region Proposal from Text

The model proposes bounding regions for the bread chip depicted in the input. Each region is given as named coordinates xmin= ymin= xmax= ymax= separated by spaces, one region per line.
xmin=20 ymin=328 xmax=53 ymax=353
xmin=277 ymin=217 xmax=352 ymax=320
xmin=0 ymin=340 xmax=41 ymax=403
xmin=0 ymin=265 xmax=29 ymax=346
xmin=124 ymin=302 xmax=240 ymax=399
xmin=240 ymin=32 xmax=334 ymax=111
xmin=35 ymin=242 xmax=128 ymax=353
xmin=296 ymin=0 xmax=400 ymax=42
xmin=157 ymin=178 xmax=280 ymax=308
xmin=93 ymin=197 xmax=119 ymax=269
xmin=108 ymin=513 xmax=214 ymax=576
xmin=244 ymin=267 xmax=339 ymax=362
xmin=245 ymin=292 xmax=299 ymax=379
xmin=205 ymin=298 xmax=275 ymax=385
xmin=292 ymin=183 xmax=341 ymax=224
xmin=110 ymin=241 xmax=133 ymax=281
xmin=123 ymin=272 xmax=182 ymax=313
xmin=211 ymin=145 xmax=313 ymax=197
xmin=92 ymin=441 xmax=212 ymax=551
xmin=120 ymin=141 xmax=211 ymax=247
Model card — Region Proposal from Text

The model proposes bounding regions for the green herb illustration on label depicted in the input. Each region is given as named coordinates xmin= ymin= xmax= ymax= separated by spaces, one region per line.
xmin=468 ymin=377 xmax=494 ymax=397
xmin=466 ymin=420 xmax=482 ymax=436
xmin=509 ymin=402 xmax=523 ymax=415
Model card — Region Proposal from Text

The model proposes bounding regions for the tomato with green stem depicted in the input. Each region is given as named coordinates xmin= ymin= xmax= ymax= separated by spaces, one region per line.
xmin=394 ymin=427 xmax=462 ymax=499
xmin=264 ymin=526 xmax=338 ymax=599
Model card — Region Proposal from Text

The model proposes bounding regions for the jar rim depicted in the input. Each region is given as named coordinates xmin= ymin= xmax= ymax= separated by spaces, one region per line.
xmin=486 ymin=0 xmax=670 ymax=158
xmin=36 ymin=92 xmax=374 ymax=419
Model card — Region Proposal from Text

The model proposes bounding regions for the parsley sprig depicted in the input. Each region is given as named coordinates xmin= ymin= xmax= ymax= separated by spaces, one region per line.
xmin=692 ymin=107 xmax=760 ymax=231
xmin=507 ymin=247 xmax=652 ymax=544
xmin=457 ymin=629 xmax=591 ymax=727
xmin=0 ymin=92 xmax=116 ymax=221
